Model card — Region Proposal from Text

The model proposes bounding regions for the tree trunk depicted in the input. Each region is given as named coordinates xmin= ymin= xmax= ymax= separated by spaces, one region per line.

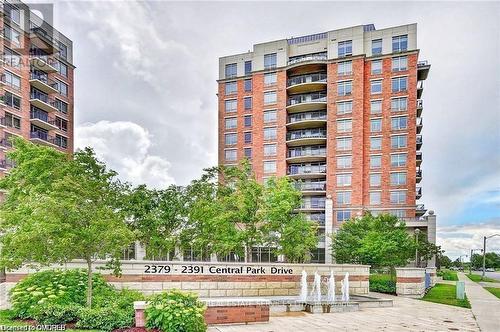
xmin=86 ymin=258 xmax=93 ymax=308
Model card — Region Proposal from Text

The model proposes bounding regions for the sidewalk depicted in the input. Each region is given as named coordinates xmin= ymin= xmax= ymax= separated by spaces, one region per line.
xmin=458 ymin=272 xmax=500 ymax=332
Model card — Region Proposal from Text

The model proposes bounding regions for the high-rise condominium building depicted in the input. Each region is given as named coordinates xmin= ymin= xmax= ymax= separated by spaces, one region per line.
xmin=218 ymin=23 xmax=435 ymax=264
xmin=0 ymin=0 xmax=74 ymax=172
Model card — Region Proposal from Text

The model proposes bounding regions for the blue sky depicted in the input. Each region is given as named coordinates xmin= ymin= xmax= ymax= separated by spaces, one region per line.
xmin=47 ymin=0 xmax=500 ymax=260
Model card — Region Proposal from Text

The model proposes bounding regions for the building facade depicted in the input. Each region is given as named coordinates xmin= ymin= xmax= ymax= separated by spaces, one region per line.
xmin=0 ymin=0 xmax=74 ymax=174
xmin=218 ymin=24 xmax=433 ymax=264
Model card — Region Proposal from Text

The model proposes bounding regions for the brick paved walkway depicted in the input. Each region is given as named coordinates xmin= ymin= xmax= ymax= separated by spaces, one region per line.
xmin=208 ymin=293 xmax=479 ymax=332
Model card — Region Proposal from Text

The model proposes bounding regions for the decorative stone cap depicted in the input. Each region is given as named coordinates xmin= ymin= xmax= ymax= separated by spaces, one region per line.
xmin=134 ymin=301 xmax=147 ymax=310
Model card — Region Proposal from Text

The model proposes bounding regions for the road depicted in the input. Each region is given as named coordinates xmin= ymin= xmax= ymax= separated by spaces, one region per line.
xmin=472 ymin=271 xmax=500 ymax=281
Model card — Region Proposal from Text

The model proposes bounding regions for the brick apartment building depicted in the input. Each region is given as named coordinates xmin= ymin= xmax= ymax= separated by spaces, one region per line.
xmin=218 ymin=23 xmax=436 ymax=264
xmin=0 ymin=0 xmax=74 ymax=173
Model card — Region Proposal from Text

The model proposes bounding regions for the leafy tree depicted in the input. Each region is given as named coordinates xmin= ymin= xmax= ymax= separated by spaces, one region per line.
xmin=262 ymin=177 xmax=317 ymax=263
xmin=414 ymin=231 xmax=442 ymax=267
xmin=0 ymin=138 xmax=134 ymax=308
xmin=331 ymin=213 xmax=414 ymax=275
xmin=471 ymin=252 xmax=500 ymax=269
xmin=437 ymin=253 xmax=452 ymax=269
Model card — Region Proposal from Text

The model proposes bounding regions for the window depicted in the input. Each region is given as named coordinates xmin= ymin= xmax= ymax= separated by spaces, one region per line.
xmin=336 ymin=211 xmax=351 ymax=224
xmin=370 ymin=100 xmax=382 ymax=114
xmin=391 ymin=97 xmax=407 ymax=112
xmin=371 ymin=60 xmax=382 ymax=75
xmin=264 ymin=72 xmax=277 ymax=86
xmin=225 ymin=81 xmax=237 ymax=95
xmin=391 ymin=153 xmax=407 ymax=167
xmin=338 ymin=81 xmax=352 ymax=96
xmin=244 ymin=115 xmax=252 ymax=127
xmin=244 ymin=148 xmax=252 ymax=159
xmin=370 ymin=173 xmax=381 ymax=187
xmin=252 ymin=247 xmax=278 ymax=263
xmin=391 ymin=135 xmax=407 ymax=149
xmin=55 ymin=135 xmax=68 ymax=149
xmin=264 ymin=144 xmax=277 ymax=156
xmin=225 ymin=99 xmax=237 ymax=113
xmin=55 ymin=99 xmax=68 ymax=114
xmin=244 ymin=97 xmax=252 ymax=110
xmin=264 ymin=127 xmax=277 ymax=140
xmin=337 ymin=119 xmax=352 ymax=133
xmin=225 ymin=133 xmax=237 ymax=145
xmin=263 ymin=161 xmax=276 ymax=173
xmin=371 ymin=119 xmax=382 ymax=132
xmin=3 ymin=48 xmax=21 ymax=68
xmin=244 ymin=79 xmax=252 ymax=92
xmin=4 ymin=91 xmax=21 ymax=110
xmin=244 ymin=61 xmax=252 ymax=75
xmin=390 ymin=191 xmax=406 ymax=204
xmin=225 ymin=149 xmax=237 ymax=161
xmin=264 ymin=53 xmax=277 ymax=69
xmin=225 ymin=63 xmax=237 ymax=78
xmin=337 ymin=191 xmax=351 ymax=205
xmin=337 ymin=174 xmax=352 ymax=187
xmin=58 ymin=42 xmax=68 ymax=60
xmin=392 ymin=56 xmax=407 ymax=71
xmin=3 ymin=71 xmax=21 ymax=90
xmin=391 ymin=116 xmax=407 ymax=130
xmin=264 ymin=91 xmax=277 ymax=105
xmin=225 ymin=117 xmax=237 ymax=129
xmin=372 ymin=39 xmax=382 ymax=55
xmin=5 ymin=112 xmax=21 ymax=129
xmin=392 ymin=77 xmax=407 ymax=92
xmin=371 ymin=80 xmax=382 ymax=94
xmin=4 ymin=25 xmax=20 ymax=45
xmin=370 ymin=155 xmax=382 ymax=169
xmin=337 ymin=101 xmax=353 ymax=115
xmin=244 ymin=132 xmax=252 ymax=144
xmin=337 ymin=137 xmax=352 ymax=151
xmin=337 ymin=155 xmax=352 ymax=169
xmin=338 ymin=40 xmax=352 ymax=57
xmin=263 ymin=110 xmax=277 ymax=123
xmin=370 ymin=192 xmax=381 ymax=205
xmin=370 ymin=137 xmax=382 ymax=150
xmin=391 ymin=172 xmax=407 ymax=185
xmin=338 ymin=61 xmax=352 ymax=75
xmin=55 ymin=117 xmax=68 ymax=132
xmin=56 ymin=80 xmax=68 ymax=96
xmin=392 ymin=35 xmax=408 ymax=52
xmin=5 ymin=5 xmax=21 ymax=25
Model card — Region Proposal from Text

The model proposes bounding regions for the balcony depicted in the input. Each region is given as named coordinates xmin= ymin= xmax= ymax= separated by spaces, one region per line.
xmin=30 ymin=73 xmax=58 ymax=94
xmin=417 ymin=61 xmax=431 ymax=81
xmin=287 ymin=72 xmax=327 ymax=94
xmin=30 ymin=91 xmax=58 ymax=113
xmin=30 ymin=109 xmax=58 ymax=131
xmin=416 ymin=204 xmax=427 ymax=217
xmin=287 ymin=145 xmax=326 ymax=163
xmin=30 ymin=131 xmax=57 ymax=147
xmin=417 ymin=81 xmax=424 ymax=99
xmin=416 ymin=151 xmax=423 ymax=166
xmin=29 ymin=55 xmax=57 ymax=73
xmin=287 ymin=110 xmax=327 ymax=130
xmin=305 ymin=214 xmax=326 ymax=226
xmin=416 ymin=187 xmax=422 ymax=199
xmin=416 ymin=135 xmax=423 ymax=150
xmin=286 ymin=92 xmax=327 ymax=113
xmin=417 ymin=117 xmax=423 ymax=134
xmin=29 ymin=23 xmax=57 ymax=53
xmin=299 ymin=199 xmax=326 ymax=211
xmin=288 ymin=164 xmax=327 ymax=179
xmin=294 ymin=181 xmax=327 ymax=194
xmin=286 ymin=129 xmax=327 ymax=147
xmin=417 ymin=99 xmax=423 ymax=117
xmin=416 ymin=168 xmax=422 ymax=183
xmin=287 ymin=52 xmax=327 ymax=67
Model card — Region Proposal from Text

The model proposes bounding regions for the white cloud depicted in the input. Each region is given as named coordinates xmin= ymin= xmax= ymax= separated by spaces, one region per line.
xmin=75 ymin=121 xmax=175 ymax=189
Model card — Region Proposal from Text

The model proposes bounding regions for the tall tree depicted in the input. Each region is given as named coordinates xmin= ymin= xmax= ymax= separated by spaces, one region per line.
xmin=0 ymin=138 xmax=134 ymax=308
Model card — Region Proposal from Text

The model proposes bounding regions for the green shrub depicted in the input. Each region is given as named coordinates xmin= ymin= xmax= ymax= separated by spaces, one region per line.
xmin=33 ymin=303 xmax=82 ymax=324
xmin=75 ymin=307 xmax=133 ymax=331
xmin=369 ymin=274 xmax=396 ymax=294
xmin=146 ymin=290 xmax=206 ymax=332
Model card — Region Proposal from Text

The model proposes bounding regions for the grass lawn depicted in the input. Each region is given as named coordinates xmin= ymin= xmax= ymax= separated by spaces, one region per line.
xmin=0 ymin=310 xmax=101 ymax=332
xmin=422 ymin=284 xmax=471 ymax=308
xmin=485 ymin=287 xmax=500 ymax=299
xmin=438 ymin=269 xmax=458 ymax=281
xmin=467 ymin=273 xmax=500 ymax=283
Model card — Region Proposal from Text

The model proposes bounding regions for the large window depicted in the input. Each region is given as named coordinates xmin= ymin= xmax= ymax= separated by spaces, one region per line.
xmin=370 ymin=155 xmax=382 ymax=169
xmin=370 ymin=192 xmax=381 ymax=205
xmin=391 ymin=116 xmax=407 ymax=130
xmin=372 ymin=39 xmax=382 ymax=55
xmin=392 ymin=35 xmax=408 ymax=52
xmin=390 ymin=172 xmax=407 ymax=185
xmin=4 ymin=91 xmax=21 ymax=110
xmin=225 ymin=99 xmax=237 ymax=113
xmin=225 ymin=149 xmax=237 ymax=161
xmin=55 ymin=99 xmax=68 ymax=114
xmin=337 ymin=81 xmax=352 ymax=96
xmin=55 ymin=117 xmax=68 ymax=132
xmin=264 ymin=91 xmax=277 ymax=105
xmin=58 ymin=42 xmax=68 ymax=60
xmin=244 ymin=97 xmax=252 ymax=110
xmin=338 ymin=40 xmax=352 ymax=57
xmin=251 ymin=247 xmax=277 ymax=263
xmin=370 ymin=173 xmax=381 ymax=187
xmin=264 ymin=127 xmax=277 ymax=140
xmin=337 ymin=119 xmax=352 ymax=133
xmin=225 ymin=81 xmax=237 ymax=95
xmin=55 ymin=135 xmax=68 ymax=149
xmin=337 ymin=191 xmax=351 ymax=205
xmin=263 ymin=110 xmax=277 ymax=123
xmin=244 ymin=79 xmax=252 ymax=92
xmin=371 ymin=80 xmax=382 ymax=94
xmin=55 ymin=61 xmax=68 ymax=78
xmin=337 ymin=100 xmax=353 ymax=115
xmin=392 ymin=77 xmax=407 ymax=92
xmin=225 ymin=117 xmax=237 ymax=130
xmin=371 ymin=119 xmax=382 ymax=132
xmin=391 ymin=135 xmax=407 ymax=149
xmin=370 ymin=100 xmax=382 ymax=114
xmin=55 ymin=80 xmax=68 ymax=98
xmin=337 ymin=155 xmax=352 ymax=169
xmin=244 ymin=148 xmax=252 ymax=159
xmin=336 ymin=211 xmax=351 ymax=224
xmin=225 ymin=133 xmax=237 ymax=145
xmin=263 ymin=161 xmax=276 ymax=173
xmin=390 ymin=190 xmax=406 ymax=204
xmin=370 ymin=137 xmax=382 ymax=150
xmin=338 ymin=61 xmax=352 ymax=75
xmin=391 ymin=153 xmax=407 ymax=167
xmin=392 ymin=56 xmax=408 ymax=71
xmin=244 ymin=60 xmax=252 ymax=75
xmin=225 ymin=63 xmax=237 ymax=78
xmin=244 ymin=115 xmax=252 ymax=127
xmin=391 ymin=97 xmax=407 ymax=112
xmin=336 ymin=137 xmax=352 ymax=151
xmin=264 ymin=53 xmax=277 ymax=69
xmin=4 ymin=25 xmax=20 ymax=45
xmin=5 ymin=112 xmax=21 ymax=129
xmin=244 ymin=132 xmax=252 ymax=144
xmin=264 ymin=144 xmax=277 ymax=156
xmin=3 ymin=48 xmax=21 ymax=68
xmin=4 ymin=71 xmax=21 ymax=90
xmin=264 ymin=72 xmax=277 ymax=86
xmin=336 ymin=173 xmax=352 ymax=187
xmin=371 ymin=60 xmax=382 ymax=75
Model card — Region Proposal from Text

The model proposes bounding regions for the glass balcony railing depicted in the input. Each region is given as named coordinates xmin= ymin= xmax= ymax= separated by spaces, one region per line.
xmin=287 ymin=92 xmax=327 ymax=106
xmin=31 ymin=109 xmax=56 ymax=125
xmin=295 ymin=182 xmax=326 ymax=191
xmin=288 ymin=164 xmax=327 ymax=175
xmin=30 ymin=90 xmax=56 ymax=107
xmin=288 ymin=52 xmax=327 ymax=65
xmin=305 ymin=214 xmax=326 ymax=226
xmin=288 ymin=146 xmax=326 ymax=158
xmin=300 ymin=199 xmax=326 ymax=209
xmin=30 ymin=72 xmax=58 ymax=88
xmin=287 ymin=73 xmax=327 ymax=87
xmin=287 ymin=111 xmax=327 ymax=124
xmin=30 ymin=131 xmax=55 ymax=143
xmin=287 ymin=129 xmax=326 ymax=141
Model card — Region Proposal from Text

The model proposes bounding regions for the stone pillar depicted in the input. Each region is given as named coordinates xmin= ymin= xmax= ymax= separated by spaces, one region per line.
xmin=395 ymin=267 xmax=426 ymax=298
xmin=425 ymin=266 xmax=437 ymax=287
xmin=426 ymin=211 xmax=437 ymax=267
xmin=324 ymin=195 xmax=334 ymax=264
xmin=134 ymin=301 xmax=147 ymax=327
xmin=135 ymin=241 xmax=146 ymax=261
xmin=210 ymin=253 xmax=218 ymax=262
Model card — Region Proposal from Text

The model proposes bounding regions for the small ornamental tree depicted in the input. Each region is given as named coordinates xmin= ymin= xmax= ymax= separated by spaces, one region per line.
xmin=0 ymin=138 xmax=134 ymax=307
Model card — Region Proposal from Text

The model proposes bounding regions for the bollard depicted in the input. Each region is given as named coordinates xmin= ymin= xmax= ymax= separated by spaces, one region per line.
xmin=456 ymin=281 xmax=465 ymax=300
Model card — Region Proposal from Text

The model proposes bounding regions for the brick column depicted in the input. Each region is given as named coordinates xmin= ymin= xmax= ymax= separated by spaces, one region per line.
xmin=395 ymin=267 xmax=426 ymax=298
xmin=134 ymin=301 xmax=147 ymax=327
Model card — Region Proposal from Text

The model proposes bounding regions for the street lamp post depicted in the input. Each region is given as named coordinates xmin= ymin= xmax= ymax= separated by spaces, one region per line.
xmin=470 ymin=248 xmax=483 ymax=274
xmin=483 ymin=234 xmax=500 ymax=279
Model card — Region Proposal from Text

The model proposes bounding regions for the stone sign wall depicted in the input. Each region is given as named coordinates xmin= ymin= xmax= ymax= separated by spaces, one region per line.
xmin=0 ymin=260 xmax=370 ymax=309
